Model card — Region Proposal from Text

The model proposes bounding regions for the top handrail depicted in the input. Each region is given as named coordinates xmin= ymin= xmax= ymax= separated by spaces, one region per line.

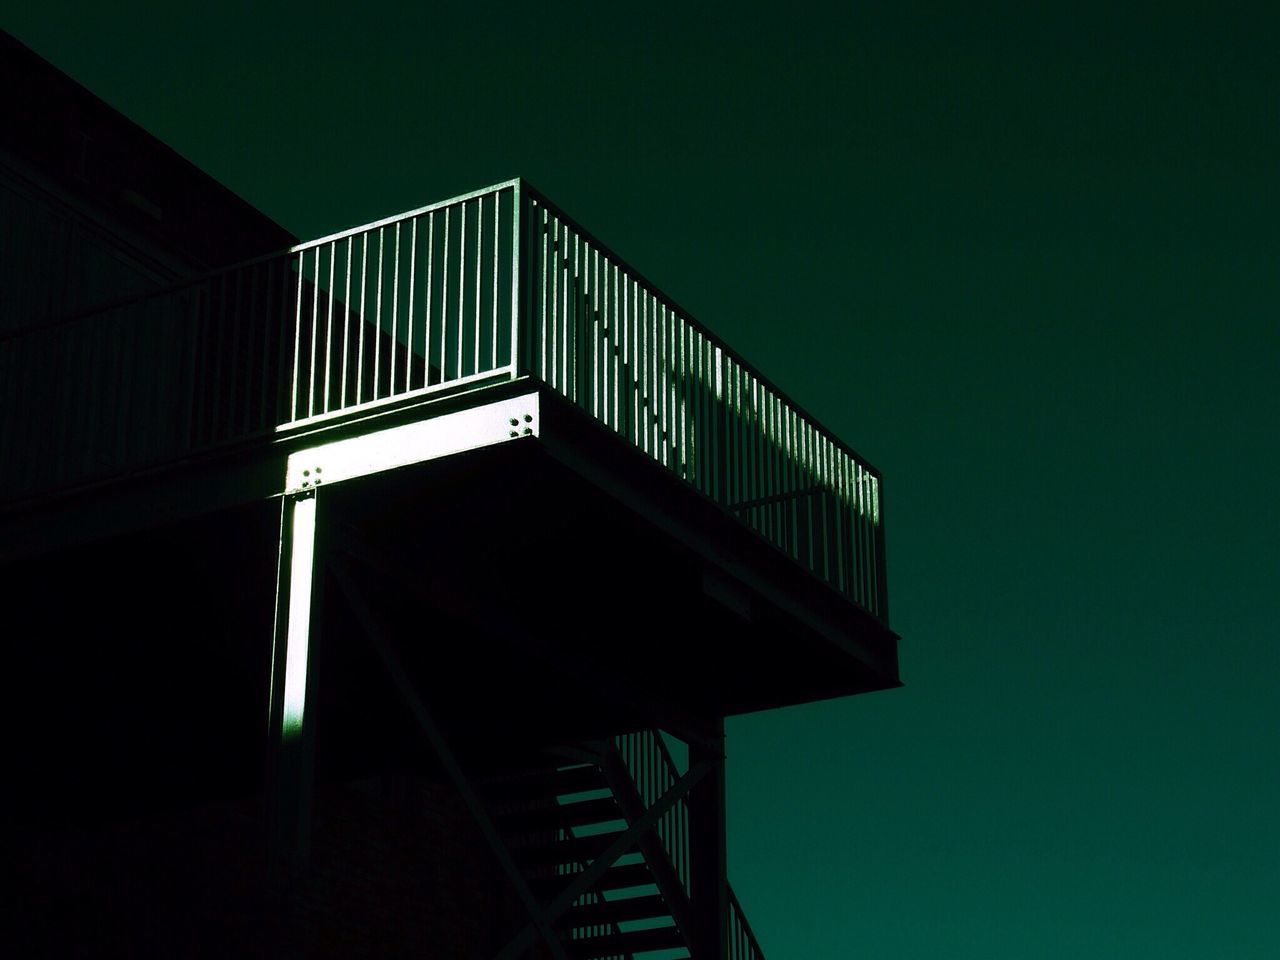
xmin=520 ymin=180 xmax=884 ymax=482
xmin=0 ymin=179 xmax=521 ymax=345
xmin=292 ymin=178 xmax=521 ymax=254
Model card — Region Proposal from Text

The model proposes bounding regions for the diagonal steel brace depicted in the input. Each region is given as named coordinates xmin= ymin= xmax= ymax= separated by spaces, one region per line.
xmin=329 ymin=554 xmax=569 ymax=960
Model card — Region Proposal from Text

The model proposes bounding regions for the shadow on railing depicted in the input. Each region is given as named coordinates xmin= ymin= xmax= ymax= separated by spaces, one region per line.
xmin=0 ymin=182 xmax=519 ymax=502
xmin=519 ymin=184 xmax=888 ymax=624
xmin=1 ymin=179 xmax=886 ymax=626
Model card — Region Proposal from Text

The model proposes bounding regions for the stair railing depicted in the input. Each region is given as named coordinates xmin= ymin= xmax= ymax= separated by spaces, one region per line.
xmin=613 ymin=730 xmax=692 ymax=904
xmin=615 ymin=730 xmax=768 ymax=960
xmin=727 ymin=886 xmax=767 ymax=960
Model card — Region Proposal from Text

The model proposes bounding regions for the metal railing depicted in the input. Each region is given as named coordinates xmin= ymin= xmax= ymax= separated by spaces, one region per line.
xmin=728 ymin=886 xmax=767 ymax=960
xmin=0 ymin=182 xmax=519 ymax=500
xmin=614 ymin=729 xmax=692 ymax=902
xmin=517 ymin=184 xmax=888 ymax=623
xmin=1 ymin=178 xmax=887 ymax=624
xmin=284 ymin=182 xmax=518 ymax=427
xmin=616 ymin=729 xmax=768 ymax=960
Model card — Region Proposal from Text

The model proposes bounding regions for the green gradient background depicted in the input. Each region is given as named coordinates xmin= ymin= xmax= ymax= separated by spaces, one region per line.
xmin=8 ymin=3 xmax=1277 ymax=955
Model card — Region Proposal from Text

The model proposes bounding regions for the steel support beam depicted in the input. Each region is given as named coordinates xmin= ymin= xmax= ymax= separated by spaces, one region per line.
xmin=329 ymin=554 xmax=569 ymax=960
xmin=688 ymin=722 xmax=728 ymax=960
xmin=266 ymin=490 xmax=324 ymax=880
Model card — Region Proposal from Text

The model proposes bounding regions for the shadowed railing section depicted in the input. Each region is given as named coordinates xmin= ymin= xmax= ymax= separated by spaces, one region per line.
xmin=518 ymin=185 xmax=888 ymax=623
xmin=615 ymin=730 xmax=692 ymax=903
xmin=0 ymin=183 xmax=517 ymax=499
xmin=728 ymin=886 xmax=766 ymax=960
xmin=616 ymin=729 xmax=767 ymax=959
xmin=0 ymin=179 xmax=886 ymax=624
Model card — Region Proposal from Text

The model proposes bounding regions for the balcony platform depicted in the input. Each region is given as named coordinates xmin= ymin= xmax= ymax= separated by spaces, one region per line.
xmin=1 ymin=378 xmax=897 ymax=788
xmin=318 ymin=383 xmax=900 ymax=754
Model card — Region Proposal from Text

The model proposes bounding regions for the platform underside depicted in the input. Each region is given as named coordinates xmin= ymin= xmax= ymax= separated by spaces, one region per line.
xmin=2 ymin=381 xmax=898 ymax=811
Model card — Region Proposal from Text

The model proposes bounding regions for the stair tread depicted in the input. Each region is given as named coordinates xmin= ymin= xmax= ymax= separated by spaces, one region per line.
xmin=514 ymin=829 xmax=628 ymax=866
xmin=563 ymin=893 xmax=669 ymax=927
xmin=528 ymin=861 xmax=655 ymax=898
xmin=562 ymin=923 xmax=687 ymax=958
xmin=497 ymin=795 xmax=623 ymax=832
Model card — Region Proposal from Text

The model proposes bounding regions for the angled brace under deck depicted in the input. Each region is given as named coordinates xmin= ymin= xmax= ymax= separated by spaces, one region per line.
xmin=265 ymin=391 xmax=540 ymax=879
xmin=329 ymin=555 xmax=570 ymax=960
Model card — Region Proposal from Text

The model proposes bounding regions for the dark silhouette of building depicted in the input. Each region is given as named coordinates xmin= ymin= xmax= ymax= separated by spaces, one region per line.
xmin=0 ymin=31 xmax=900 ymax=958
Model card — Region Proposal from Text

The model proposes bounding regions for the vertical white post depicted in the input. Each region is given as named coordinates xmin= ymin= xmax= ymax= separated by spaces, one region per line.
xmin=267 ymin=490 xmax=322 ymax=878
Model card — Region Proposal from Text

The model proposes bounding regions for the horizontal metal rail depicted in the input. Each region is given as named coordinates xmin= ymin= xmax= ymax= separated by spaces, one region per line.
xmin=516 ymin=184 xmax=888 ymax=624
xmin=0 ymin=182 xmax=519 ymax=500
xmin=1 ymin=178 xmax=887 ymax=625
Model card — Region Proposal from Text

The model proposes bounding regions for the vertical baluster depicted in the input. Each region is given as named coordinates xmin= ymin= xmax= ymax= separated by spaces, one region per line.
xmin=862 ymin=464 xmax=873 ymax=608
xmin=538 ymin=207 xmax=547 ymax=381
xmin=590 ymin=246 xmax=599 ymax=418
xmin=632 ymin=281 xmax=641 ymax=448
xmin=388 ymin=223 xmax=400 ymax=397
xmin=804 ymin=421 xmax=815 ymax=573
xmin=242 ymin=263 xmax=258 ymax=432
xmin=737 ymin=364 xmax=747 ymax=511
xmin=855 ymin=460 xmax=865 ymax=604
xmin=405 ymin=218 xmax=417 ymax=396
xmin=225 ymin=266 xmax=243 ymax=438
xmin=640 ymin=293 xmax=650 ymax=456
xmin=441 ymin=208 xmax=451 ymax=381
xmin=657 ymin=301 xmax=667 ymax=465
xmin=372 ymin=230 xmax=385 ymax=400
xmin=340 ymin=239 xmax=352 ymax=409
xmin=320 ymin=243 xmax=333 ymax=413
xmin=776 ymin=396 xmax=786 ymax=548
xmin=837 ymin=452 xmax=849 ymax=595
xmin=457 ymin=202 xmax=466 ymax=379
xmin=551 ymin=218 xmax=561 ymax=390
xmin=207 ymin=273 xmax=226 ymax=438
xmin=424 ymin=211 xmax=435 ymax=388
xmin=305 ymin=247 xmax=319 ymax=417
xmin=699 ymin=335 xmax=709 ymax=492
xmin=490 ymin=192 xmax=499 ymax=371
xmin=568 ymin=230 xmax=578 ymax=401
xmin=473 ymin=199 xmax=482 ymax=375
xmin=259 ymin=259 xmax=275 ymax=430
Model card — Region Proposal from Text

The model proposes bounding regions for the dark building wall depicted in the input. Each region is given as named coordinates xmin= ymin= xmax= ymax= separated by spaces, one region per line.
xmin=0 ymin=31 xmax=304 ymax=502
xmin=0 ymin=170 xmax=166 ymax=333
xmin=0 ymin=30 xmax=296 ymax=335
xmin=8 ymin=778 xmax=522 ymax=958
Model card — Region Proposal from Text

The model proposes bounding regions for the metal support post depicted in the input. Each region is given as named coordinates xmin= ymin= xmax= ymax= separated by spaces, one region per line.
xmin=689 ymin=720 xmax=728 ymax=960
xmin=266 ymin=490 xmax=323 ymax=881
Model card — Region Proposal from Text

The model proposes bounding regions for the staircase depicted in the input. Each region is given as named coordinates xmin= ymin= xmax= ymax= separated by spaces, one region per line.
xmin=481 ymin=744 xmax=693 ymax=959
xmin=475 ymin=729 xmax=767 ymax=960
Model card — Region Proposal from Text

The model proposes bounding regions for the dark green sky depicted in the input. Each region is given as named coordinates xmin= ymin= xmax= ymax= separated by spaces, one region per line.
xmin=9 ymin=2 xmax=1277 ymax=955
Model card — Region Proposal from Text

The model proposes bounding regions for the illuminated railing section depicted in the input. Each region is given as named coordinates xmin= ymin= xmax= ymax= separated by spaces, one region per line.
xmin=515 ymin=186 xmax=888 ymax=623
xmin=0 ymin=182 xmax=518 ymax=499
xmin=1 ymin=179 xmax=886 ymax=624
xmin=285 ymin=182 xmax=517 ymax=426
